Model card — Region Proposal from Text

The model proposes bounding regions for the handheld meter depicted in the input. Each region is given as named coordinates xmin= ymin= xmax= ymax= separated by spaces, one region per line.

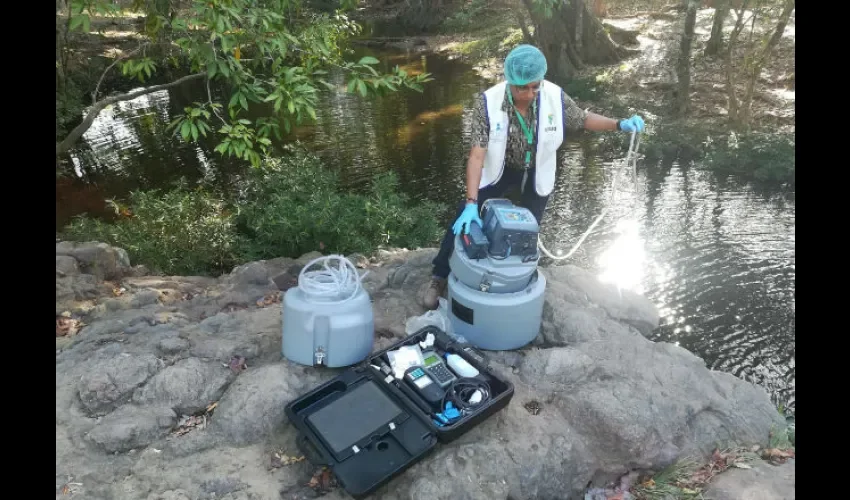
xmin=403 ymin=366 xmax=445 ymax=408
xmin=421 ymin=350 xmax=458 ymax=388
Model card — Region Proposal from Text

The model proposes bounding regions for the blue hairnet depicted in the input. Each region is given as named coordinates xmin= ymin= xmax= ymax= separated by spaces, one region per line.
xmin=504 ymin=45 xmax=547 ymax=85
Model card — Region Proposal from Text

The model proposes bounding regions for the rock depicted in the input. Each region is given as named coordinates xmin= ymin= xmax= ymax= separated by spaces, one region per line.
xmin=158 ymin=337 xmax=190 ymax=355
xmin=200 ymin=477 xmax=246 ymax=498
xmin=146 ymin=490 xmax=192 ymax=500
xmin=133 ymin=357 xmax=235 ymax=415
xmin=78 ymin=352 xmax=164 ymax=415
xmin=56 ymin=241 xmax=131 ymax=280
xmin=294 ymin=251 xmax=323 ymax=266
xmin=86 ymin=405 xmax=177 ymax=453
xmin=543 ymin=265 xmax=660 ymax=336
xmin=704 ymin=459 xmax=795 ymax=500
xmin=56 ymin=255 xmax=80 ymax=277
xmin=227 ymin=261 xmax=273 ymax=286
xmin=208 ymin=362 xmax=303 ymax=445
xmin=54 ymin=246 xmax=789 ymax=500
xmin=130 ymin=289 xmax=162 ymax=308
xmin=56 ymin=273 xmax=105 ymax=306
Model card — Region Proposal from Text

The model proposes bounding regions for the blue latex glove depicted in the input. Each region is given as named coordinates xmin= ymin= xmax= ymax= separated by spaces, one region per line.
xmin=452 ymin=203 xmax=483 ymax=235
xmin=619 ymin=114 xmax=645 ymax=133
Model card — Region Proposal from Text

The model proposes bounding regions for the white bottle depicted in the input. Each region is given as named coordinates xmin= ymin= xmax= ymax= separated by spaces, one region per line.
xmin=446 ymin=353 xmax=479 ymax=378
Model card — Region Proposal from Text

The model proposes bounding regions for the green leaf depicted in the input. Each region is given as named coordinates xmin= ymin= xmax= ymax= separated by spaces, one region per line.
xmin=190 ymin=122 xmax=199 ymax=141
xmin=239 ymin=94 xmax=248 ymax=110
xmin=180 ymin=121 xmax=191 ymax=141
xmin=69 ymin=14 xmax=84 ymax=31
xmin=307 ymin=107 xmax=317 ymax=121
xmin=357 ymin=79 xmax=367 ymax=98
xmin=219 ymin=61 xmax=231 ymax=78
xmin=82 ymin=15 xmax=90 ymax=33
xmin=358 ymin=56 xmax=379 ymax=65
xmin=287 ymin=100 xmax=295 ymax=114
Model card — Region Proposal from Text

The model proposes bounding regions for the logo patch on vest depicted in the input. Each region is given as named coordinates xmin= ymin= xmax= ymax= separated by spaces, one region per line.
xmin=544 ymin=113 xmax=557 ymax=132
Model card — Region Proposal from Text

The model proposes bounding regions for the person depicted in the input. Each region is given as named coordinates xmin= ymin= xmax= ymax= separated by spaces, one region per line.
xmin=421 ymin=44 xmax=645 ymax=310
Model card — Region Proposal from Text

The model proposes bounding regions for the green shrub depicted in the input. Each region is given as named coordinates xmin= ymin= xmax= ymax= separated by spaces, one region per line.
xmin=703 ymin=132 xmax=795 ymax=185
xmin=235 ymin=151 xmax=445 ymax=261
xmin=63 ymin=183 xmax=242 ymax=276
xmin=62 ymin=149 xmax=446 ymax=276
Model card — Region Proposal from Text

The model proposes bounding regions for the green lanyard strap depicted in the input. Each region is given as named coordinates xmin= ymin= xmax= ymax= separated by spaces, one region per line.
xmin=507 ymin=89 xmax=536 ymax=168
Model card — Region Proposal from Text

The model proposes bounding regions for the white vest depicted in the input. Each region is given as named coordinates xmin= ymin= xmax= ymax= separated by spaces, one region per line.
xmin=480 ymin=80 xmax=565 ymax=196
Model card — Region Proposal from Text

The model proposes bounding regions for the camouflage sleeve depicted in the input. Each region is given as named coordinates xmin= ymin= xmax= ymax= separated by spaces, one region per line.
xmin=469 ymin=93 xmax=489 ymax=149
xmin=562 ymin=90 xmax=588 ymax=132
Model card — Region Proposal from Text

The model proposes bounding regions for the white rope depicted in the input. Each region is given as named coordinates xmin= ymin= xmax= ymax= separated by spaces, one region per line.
xmin=537 ymin=130 xmax=641 ymax=261
xmin=298 ymin=254 xmax=369 ymax=304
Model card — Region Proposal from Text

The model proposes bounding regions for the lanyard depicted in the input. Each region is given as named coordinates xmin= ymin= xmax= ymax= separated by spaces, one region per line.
xmin=507 ymin=89 xmax=536 ymax=169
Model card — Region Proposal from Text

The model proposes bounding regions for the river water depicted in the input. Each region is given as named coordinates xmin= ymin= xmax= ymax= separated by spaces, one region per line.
xmin=56 ymin=47 xmax=795 ymax=415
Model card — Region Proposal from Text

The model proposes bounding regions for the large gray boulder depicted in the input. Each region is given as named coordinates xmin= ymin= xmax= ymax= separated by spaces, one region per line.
xmin=55 ymin=243 xmax=787 ymax=500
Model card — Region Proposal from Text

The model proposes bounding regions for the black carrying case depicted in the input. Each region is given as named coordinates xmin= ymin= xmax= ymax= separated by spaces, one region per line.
xmin=284 ymin=326 xmax=515 ymax=498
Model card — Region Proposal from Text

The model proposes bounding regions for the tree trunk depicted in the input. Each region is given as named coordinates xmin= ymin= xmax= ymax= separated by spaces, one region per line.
xmin=592 ymin=0 xmax=607 ymax=18
xmin=514 ymin=5 xmax=534 ymax=44
xmin=738 ymin=0 xmax=794 ymax=128
xmin=704 ymin=0 xmax=730 ymax=56
xmin=673 ymin=0 xmax=700 ymax=116
xmin=523 ymin=0 xmax=628 ymax=84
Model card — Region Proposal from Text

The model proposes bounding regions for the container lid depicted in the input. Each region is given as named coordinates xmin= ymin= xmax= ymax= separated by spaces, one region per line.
xmin=285 ymin=370 xmax=438 ymax=498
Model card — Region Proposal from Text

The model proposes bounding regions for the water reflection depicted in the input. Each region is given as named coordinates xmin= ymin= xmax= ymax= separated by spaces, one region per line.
xmin=56 ymin=48 xmax=795 ymax=414
xmin=544 ymin=155 xmax=795 ymax=414
xmin=596 ymin=219 xmax=647 ymax=294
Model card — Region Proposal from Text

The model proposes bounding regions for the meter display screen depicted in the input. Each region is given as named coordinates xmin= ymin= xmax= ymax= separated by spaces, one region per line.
xmin=423 ymin=354 xmax=440 ymax=367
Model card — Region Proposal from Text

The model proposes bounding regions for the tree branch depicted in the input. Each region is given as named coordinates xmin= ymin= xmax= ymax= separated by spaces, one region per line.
xmin=92 ymin=44 xmax=146 ymax=105
xmin=207 ymin=77 xmax=229 ymax=125
xmin=56 ymin=72 xmax=205 ymax=156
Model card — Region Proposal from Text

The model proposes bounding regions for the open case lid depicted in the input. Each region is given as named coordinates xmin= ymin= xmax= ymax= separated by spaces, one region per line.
xmin=285 ymin=367 xmax=439 ymax=498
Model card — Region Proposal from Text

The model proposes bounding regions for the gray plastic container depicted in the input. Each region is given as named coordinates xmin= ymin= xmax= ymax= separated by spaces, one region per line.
xmin=446 ymin=269 xmax=546 ymax=350
xmin=449 ymin=234 xmax=539 ymax=294
xmin=281 ymin=286 xmax=375 ymax=367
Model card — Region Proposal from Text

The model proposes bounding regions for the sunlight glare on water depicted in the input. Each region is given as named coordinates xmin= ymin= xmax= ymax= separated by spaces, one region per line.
xmin=596 ymin=218 xmax=646 ymax=294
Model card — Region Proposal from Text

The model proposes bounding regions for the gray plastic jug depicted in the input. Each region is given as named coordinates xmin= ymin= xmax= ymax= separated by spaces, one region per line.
xmin=281 ymin=256 xmax=374 ymax=367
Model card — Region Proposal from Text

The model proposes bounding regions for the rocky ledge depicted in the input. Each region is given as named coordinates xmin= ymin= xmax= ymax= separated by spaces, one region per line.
xmin=56 ymin=242 xmax=790 ymax=499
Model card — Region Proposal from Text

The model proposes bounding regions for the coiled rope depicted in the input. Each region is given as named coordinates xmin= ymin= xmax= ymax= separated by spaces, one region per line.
xmin=298 ymin=254 xmax=369 ymax=304
xmin=537 ymin=130 xmax=642 ymax=261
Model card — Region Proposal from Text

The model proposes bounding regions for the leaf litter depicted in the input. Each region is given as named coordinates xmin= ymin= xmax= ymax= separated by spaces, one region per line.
xmin=256 ymin=291 xmax=281 ymax=308
xmin=171 ymin=401 xmax=219 ymax=437
xmin=56 ymin=312 xmax=84 ymax=337
xmin=269 ymin=450 xmax=305 ymax=470
xmin=307 ymin=467 xmax=337 ymax=494
xmin=224 ymin=355 xmax=247 ymax=373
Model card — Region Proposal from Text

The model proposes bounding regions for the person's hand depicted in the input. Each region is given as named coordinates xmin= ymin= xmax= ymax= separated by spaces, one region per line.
xmin=619 ymin=115 xmax=645 ymax=133
xmin=452 ymin=203 xmax=483 ymax=235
